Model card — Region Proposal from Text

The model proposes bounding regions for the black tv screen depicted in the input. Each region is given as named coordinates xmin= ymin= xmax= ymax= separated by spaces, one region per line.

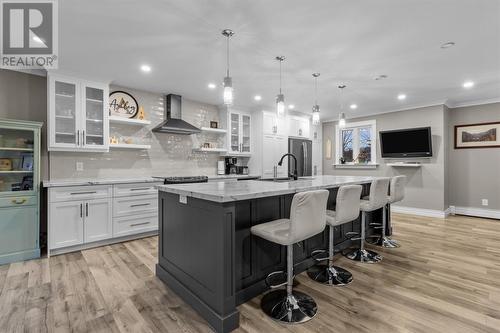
xmin=379 ymin=127 xmax=433 ymax=158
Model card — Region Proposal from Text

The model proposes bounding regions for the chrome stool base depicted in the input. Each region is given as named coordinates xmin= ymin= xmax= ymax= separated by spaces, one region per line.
xmin=307 ymin=264 xmax=353 ymax=286
xmin=379 ymin=236 xmax=400 ymax=248
xmin=261 ymin=290 xmax=317 ymax=324
xmin=345 ymin=249 xmax=382 ymax=263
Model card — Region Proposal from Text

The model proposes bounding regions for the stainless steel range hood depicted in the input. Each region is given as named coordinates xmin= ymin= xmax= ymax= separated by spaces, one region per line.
xmin=152 ymin=94 xmax=201 ymax=134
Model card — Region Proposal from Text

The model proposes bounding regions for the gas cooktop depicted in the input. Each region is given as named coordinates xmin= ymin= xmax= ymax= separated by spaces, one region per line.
xmin=154 ymin=176 xmax=209 ymax=184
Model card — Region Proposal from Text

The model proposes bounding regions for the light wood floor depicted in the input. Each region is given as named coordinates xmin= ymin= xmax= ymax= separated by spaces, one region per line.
xmin=1 ymin=213 xmax=500 ymax=333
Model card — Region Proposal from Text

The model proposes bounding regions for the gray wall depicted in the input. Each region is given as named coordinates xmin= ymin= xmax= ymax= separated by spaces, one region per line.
xmin=48 ymin=85 xmax=223 ymax=179
xmin=0 ymin=69 xmax=48 ymax=179
xmin=448 ymin=103 xmax=500 ymax=210
xmin=323 ymin=105 xmax=447 ymax=211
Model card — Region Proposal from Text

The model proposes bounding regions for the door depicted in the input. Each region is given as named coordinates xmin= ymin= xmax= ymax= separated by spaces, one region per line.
xmin=262 ymin=112 xmax=276 ymax=135
xmin=50 ymin=201 xmax=84 ymax=249
xmin=241 ymin=114 xmax=251 ymax=153
xmin=49 ymin=76 xmax=81 ymax=150
xmin=81 ymin=82 xmax=109 ymax=151
xmin=0 ymin=205 xmax=38 ymax=258
xmin=84 ymin=198 xmax=112 ymax=243
xmin=229 ymin=112 xmax=240 ymax=153
xmin=289 ymin=138 xmax=312 ymax=177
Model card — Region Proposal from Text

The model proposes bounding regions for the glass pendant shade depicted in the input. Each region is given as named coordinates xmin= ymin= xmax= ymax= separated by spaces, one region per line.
xmin=223 ymin=76 xmax=233 ymax=105
xmin=276 ymin=93 xmax=285 ymax=116
xmin=339 ymin=112 xmax=346 ymax=128
xmin=312 ymin=105 xmax=320 ymax=125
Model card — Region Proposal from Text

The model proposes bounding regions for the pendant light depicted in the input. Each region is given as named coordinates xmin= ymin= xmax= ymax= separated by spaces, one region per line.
xmin=312 ymin=73 xmax=321 ymax=125
xmin=275 ymin=56 xmax=286 ymax=117
xmin=338 ymin=84 xmax=346 ymax=128
xmin=222 ymin=29 xmax=234 ymax=105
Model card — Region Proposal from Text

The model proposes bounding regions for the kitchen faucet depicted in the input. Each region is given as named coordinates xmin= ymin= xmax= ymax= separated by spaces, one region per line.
xmin=278 ymin=153 xmax=298 ymax=180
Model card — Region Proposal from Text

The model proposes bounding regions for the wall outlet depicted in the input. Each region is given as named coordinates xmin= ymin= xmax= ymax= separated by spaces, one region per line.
xmin=482 ymin=199 xmax=488 ymax=206
xmin=76 ymin=162 xmax=84 ymax=171
xmin=179 ymin=195 xmax=187 ymax=204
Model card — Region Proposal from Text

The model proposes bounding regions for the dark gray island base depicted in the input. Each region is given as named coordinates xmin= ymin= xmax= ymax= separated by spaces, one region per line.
xmin=156 ymin=176 xmax=388 ymax=332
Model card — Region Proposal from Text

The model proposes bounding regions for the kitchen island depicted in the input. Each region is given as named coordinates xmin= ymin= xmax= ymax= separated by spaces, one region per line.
xmin=156 ymin=175 xmax=386 ymax=333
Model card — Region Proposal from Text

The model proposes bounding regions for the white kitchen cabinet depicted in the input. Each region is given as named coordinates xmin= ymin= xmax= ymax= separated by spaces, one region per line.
xmin=47 ymin=181 xmax=160 ymax=255
xmin=49 ymin=198 xmax=112 ymax=249
xmin=288 ymin=116 xmax=310 ymax=138
xmin=311 ymin=124 xmax=323 ymax=176
xmin=48 ymin=74 xmax=109 ymax=152
xmin=49 ymin=201 xmax=84 ymax=249
xmin=262 ymin=134 xmax=288 ymax=178
xmin=228 ymin=111 xmax=252 ymax=155
xmin=262 ymin=111 xmax=286 ymax=136
xmin=84 ymin=198 xmax=112 ymax=243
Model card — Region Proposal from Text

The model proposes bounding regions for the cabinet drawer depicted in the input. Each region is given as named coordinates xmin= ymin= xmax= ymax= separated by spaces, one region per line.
xmin=0 ymin=196 xmax=37 ymax=208
xmin=49 ymin=185 xmax=112 ymax=202
xmin=113 ymin=214 xmax=158 ymax=238
xmin=113 ymin=182 xmax=162 ymax=197
xmin=113 ymin=195 xmax=157 ymax=217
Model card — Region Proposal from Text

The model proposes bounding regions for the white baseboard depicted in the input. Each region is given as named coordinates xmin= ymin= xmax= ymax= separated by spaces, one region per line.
xmin=451 ymin=206 xmax=500 ymax=220
xmin=391 ymin=205 xmax=447 ymax=218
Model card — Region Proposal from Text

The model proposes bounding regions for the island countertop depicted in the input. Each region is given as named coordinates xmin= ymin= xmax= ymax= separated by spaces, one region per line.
xmin=157 ymin=175 xmax=380 ymax=203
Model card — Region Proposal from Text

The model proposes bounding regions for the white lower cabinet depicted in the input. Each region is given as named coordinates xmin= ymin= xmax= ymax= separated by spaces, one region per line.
xmin=113 ymin=213 xmax=158 ymax=238
xmin=84 ymin=198 xmax=112 ymax=243
xmin=48 ymin=181 xmax=161 ymax=255
xmin=50 ymin=201 xmax=84 ymax=249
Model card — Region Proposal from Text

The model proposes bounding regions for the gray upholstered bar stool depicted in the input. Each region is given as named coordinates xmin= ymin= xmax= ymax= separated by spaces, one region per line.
xmin=251 ymin=190 xmax=329 ymax=324
xmin=345 ymin=178 xmax=391 ymax=263
xmin=378 ymin=175 xmax=406 ymax=248
xmin=307 ymin=185 xmax=362 ymax=286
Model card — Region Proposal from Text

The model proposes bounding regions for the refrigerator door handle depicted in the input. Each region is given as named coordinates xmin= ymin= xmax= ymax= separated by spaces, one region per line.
xmin=302 ymin=142 xmax=307 ymax=176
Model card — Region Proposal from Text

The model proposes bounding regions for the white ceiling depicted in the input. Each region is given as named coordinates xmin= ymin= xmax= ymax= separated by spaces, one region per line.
xmin=54 ymin=0 xmax=500 ymax=120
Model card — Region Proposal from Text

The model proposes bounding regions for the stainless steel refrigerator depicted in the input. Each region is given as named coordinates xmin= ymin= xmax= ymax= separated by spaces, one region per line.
xmin=288 ymin=138 xmax=312 ymax=177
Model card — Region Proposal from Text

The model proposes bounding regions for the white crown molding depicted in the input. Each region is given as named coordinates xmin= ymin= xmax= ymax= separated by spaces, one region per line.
xmin=391 ymin=205 xmax=447 ymax=218
xmin=445 ymin=97 xmax=500 ymax=109
xmin=451 ymin=206 xmax=500 ymax=220
xmin=321 ymin=100 xmax=447 ymax=123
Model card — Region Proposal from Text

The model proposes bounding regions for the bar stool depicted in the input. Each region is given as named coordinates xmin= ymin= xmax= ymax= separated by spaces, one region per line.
xmin=307 ymin=185 xmax=362 ymax=286
xmin=345 ymin=178 xmax=391 ymax=263
xmin=378 ymin=175 xmax=406 ymax=248
xmin=251 ymin=190 xmax=329 ymax=324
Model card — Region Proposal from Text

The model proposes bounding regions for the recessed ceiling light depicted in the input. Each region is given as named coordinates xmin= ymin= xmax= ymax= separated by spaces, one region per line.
xmin=441 ymin=41 xmax=455 ymax=49
xmin=288 ymin=104 xmax=295 ymax=109
xmin=374 ymin=75 xmax=388 ymax=81
xmin=207 ymin=83 xmax=216 ymax=89
xmin=397 ymin=94 xmax=407 ymax=100
xmin=463 ymin=81 xmax=474 ymax=89
xmin=350 ymin=104 xmax=357 ymax=109
xmin=140 ymin=64 xmax=151 ymax=73
xmin=254 ymin=95 xmax=262 ymax=101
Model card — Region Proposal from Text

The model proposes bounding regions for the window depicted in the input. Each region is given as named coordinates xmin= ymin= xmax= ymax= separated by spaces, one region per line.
xmin=335 ymin=120 xmax=377 ymax=165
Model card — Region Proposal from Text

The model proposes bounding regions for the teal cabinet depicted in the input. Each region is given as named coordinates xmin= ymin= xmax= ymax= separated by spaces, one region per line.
xmin=0 ymin=119 xmax=42 ymax=265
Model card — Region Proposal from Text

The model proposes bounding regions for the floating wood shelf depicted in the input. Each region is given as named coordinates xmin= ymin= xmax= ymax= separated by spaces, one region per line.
xmin=193 ymin=148 xmax=228 ymax=153
xmin=109 ymin=143 xmax=151 ymax=150
xmin=109 ymin=116 xmax=151 ymax=126
xmin=387 ymin=163 xmax=422 ymax=168
xmin=200 ymin=127 xmax=227 ymax=134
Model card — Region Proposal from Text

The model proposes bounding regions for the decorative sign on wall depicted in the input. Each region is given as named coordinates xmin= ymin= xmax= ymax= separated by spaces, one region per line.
xmin=109 ymin=91 xmax=139 ymax=118
xmin=454 ymin=121 xmax=500 ymax=149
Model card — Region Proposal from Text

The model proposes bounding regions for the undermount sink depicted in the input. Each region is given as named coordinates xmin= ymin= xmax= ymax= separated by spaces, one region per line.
xmin=259 ymin=176 xmax=315 ymax=182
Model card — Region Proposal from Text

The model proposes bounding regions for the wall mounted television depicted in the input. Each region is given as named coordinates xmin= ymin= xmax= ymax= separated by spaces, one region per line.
xmin=379 ymin=127 xmax=433 ymax=158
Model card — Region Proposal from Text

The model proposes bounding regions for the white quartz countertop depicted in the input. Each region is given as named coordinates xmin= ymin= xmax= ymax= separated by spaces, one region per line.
xmin=43 ymin=177 xmax=163 ymax=187
xmin=158 ymin=175 xmax=380 ymax=203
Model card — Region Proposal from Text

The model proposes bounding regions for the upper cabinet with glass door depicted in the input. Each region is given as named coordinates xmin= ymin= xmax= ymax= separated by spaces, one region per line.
xmin=227 ymin=111 xmax=251 ymax=155
xmin=48 ymin=74 xmax=109 ymax=152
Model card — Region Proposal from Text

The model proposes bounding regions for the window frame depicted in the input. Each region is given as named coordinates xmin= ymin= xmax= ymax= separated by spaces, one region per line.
xmin=335 ymin=119 xmax=377 ymax=166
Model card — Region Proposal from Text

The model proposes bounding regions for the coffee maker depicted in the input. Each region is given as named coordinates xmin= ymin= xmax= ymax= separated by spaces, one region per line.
xmin=225 ymin=157 xmax=237 ymax=174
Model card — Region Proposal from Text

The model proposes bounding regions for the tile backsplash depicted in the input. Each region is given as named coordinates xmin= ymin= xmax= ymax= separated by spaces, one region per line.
xmin=48 ymin=85 xmax=225 ymax=180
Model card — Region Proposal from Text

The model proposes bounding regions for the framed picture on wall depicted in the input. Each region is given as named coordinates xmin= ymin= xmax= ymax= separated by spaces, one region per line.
xmin=454 ymin=121 xmax=500 ymax=149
